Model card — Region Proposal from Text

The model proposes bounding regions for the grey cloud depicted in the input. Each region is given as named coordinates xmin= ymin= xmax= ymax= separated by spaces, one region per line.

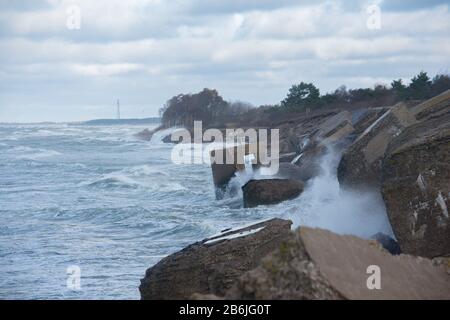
xmin=0 ymin=0 xmax=449 ymax=122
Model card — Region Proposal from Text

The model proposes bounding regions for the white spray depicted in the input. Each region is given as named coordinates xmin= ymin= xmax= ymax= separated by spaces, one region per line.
xmin=279 ymin=147 xmax=394 ymax=238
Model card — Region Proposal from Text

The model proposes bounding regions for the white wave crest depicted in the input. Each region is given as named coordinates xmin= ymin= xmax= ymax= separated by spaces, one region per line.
xmin=13 ymin=146 xmax=62 ymax=160
xmin=82 ymin=164 xmax=184 ymax=192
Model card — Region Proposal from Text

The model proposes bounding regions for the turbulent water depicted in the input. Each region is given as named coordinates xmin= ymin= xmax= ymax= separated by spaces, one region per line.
xmin=0 ymin=124 xmax=393 ymax=299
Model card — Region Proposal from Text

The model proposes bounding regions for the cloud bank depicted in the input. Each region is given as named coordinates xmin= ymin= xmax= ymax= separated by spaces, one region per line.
xmin=0 ymin=0 xmax=449 ymax=122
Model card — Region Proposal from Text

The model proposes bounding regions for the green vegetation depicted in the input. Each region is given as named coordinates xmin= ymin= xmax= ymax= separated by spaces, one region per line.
xmin=281 ymin=82 xmax=321 ymax=111
xmin=278 ymin=71 xmax=450 ymax=113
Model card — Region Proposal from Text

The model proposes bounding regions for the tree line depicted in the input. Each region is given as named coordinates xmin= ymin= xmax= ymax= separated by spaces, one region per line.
xmin=279 ymin=71 xmax=450 ymax=112
xmin=160 ymin=72 xmax=450 ymax=128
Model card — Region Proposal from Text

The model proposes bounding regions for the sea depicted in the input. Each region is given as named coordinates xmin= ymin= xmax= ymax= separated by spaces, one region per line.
xmin=0 ymin=124 xmax=393 ymax=299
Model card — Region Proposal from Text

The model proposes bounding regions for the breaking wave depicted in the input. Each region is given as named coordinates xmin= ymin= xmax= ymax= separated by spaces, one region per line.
xmin=83 ymin=165 xmax=185 ymax=192
xmin=13 ymin=146 xmax=62 ymax=160
xmin=220 ymin=146 xmax=394 ymax=239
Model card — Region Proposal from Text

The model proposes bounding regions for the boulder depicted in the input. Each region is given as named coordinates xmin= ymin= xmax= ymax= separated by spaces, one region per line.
xmin=134 ymin=127 xmax=161 ymax=141
xmin=242 ymin=179 xmax=304 ymax=208
xmin=381 ymin=112 xmax=450 ymax=258
xmin=224 ymin=227 xmax=450 ymax=300
xmin=338 ymin=103 xmax=416 ymax=190
xmin=210 ymin=143 xmax=266 ymax=199
xmin=139 ymin=218 xmax=293 ymax=300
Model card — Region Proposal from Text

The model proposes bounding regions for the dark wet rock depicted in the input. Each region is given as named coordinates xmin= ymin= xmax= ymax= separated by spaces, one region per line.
xmin=381 ymin=111 xmax=450 ymax=258
xmin=139 ymin=218 xmax=293 ymax=300
xmin=242 ymin=179 xmax=304 ymax=208
xmin=370 ymin=233 xmax=401 ymax=255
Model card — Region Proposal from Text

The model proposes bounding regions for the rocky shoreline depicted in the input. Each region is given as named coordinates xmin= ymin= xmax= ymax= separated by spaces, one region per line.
xmin=138 ymin=90 xmax=450 ymax=300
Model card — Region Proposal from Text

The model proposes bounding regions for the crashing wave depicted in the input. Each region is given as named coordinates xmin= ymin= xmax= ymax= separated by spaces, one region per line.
xmin=14 ymin=146 xmax=62 ymax=160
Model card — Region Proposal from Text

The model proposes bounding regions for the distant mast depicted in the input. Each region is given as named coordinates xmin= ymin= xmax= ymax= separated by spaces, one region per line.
xmin=116 ymin=99 xmax=121 ymax=120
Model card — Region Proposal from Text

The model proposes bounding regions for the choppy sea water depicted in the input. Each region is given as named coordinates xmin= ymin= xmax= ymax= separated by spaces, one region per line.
xmin=0 ymin=124 xmax=393 ymax=299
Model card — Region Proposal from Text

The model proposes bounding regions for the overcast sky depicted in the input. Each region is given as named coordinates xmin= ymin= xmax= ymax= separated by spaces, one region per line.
xmin=0 ymin=0 xmax=449 ymax=122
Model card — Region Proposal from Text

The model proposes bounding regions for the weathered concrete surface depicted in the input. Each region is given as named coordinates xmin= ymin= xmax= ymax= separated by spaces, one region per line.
xmin=382 ymin=112 xmax=450 ymax=258
xmin=353 ymin=107 xmax=389 ymax=136
xmin=273 ymin=162 xmax=308 ymax=182
xmin=278 ymin=152 xmax=298 ymax=163
xmin=224 ymin=227 xmax=450 ymax=300
xmin=210 ymin=143 xmax=265 ymax=199
xmin=338 ymin=103 xmax=416 ymax=189
xmin=225 ymin=228 xmax=343 ymax=300
xmin=276 ymin=111 xmax=338 ymax=154
xmin=315 ymin=111 xmax=354 ymax=145
xmin=289 ymin=111 xmax=355 ymax=182
xmin=139 ymin=218 xmax=293 ymax=300
xmin=242 ymin=179 xmax=304 ymax=208
xmin=411 ymin=89 xmax=450 ymax=121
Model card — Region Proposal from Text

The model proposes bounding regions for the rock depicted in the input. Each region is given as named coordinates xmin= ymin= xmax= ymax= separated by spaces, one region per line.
xmin=210 ymin=143 xmax=266 ymax=199
xmin=139 ymin=218 xmax=293 ymax=300
xmin=191 ymin=293 xmax=223 ymax=300
xmin=161 ymin=134 xmax=172 ymax=143
xmin=295 ymin=111 xmax=354 ymax=180
xmin=381 ymin=112 xmax=450 ymax=258
xmin=411 ymin=89 xmax=450 ymax=121
xmin=162 ymin=133 xmax=180 ymax=143
xmin=224 ymin=227 xmax=450 ymax=300
xmin=352 ymin=107 xmax=389 ymax=136
xmin=273 ymin=162 xmax=307 ymax=182
xmin=432 ymin=257 xmax=450 ymax=275
xmin=338 ymin=102 xmax=416 ymax=190
xmin=279 ymin=111 xmax=355 ymax=183
xmin=314 ymin=110 xmax=354 ymax=145
xmin=278 ymin=152 xmax=298 ymax=163
xmin=242 ymin=179 xmax=304 ymax=208
xmin=134 ymin=126 xmax=161 ymax=141
xmin=276 ymin=111 xmax=338 ymax=154
xmin=370 ymin=233 xmax=401 ymax=255
xmin=291 ymin=144 xmax=327 ymax=181
xmin=134 ymin=126 xmax=186 ymax=143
